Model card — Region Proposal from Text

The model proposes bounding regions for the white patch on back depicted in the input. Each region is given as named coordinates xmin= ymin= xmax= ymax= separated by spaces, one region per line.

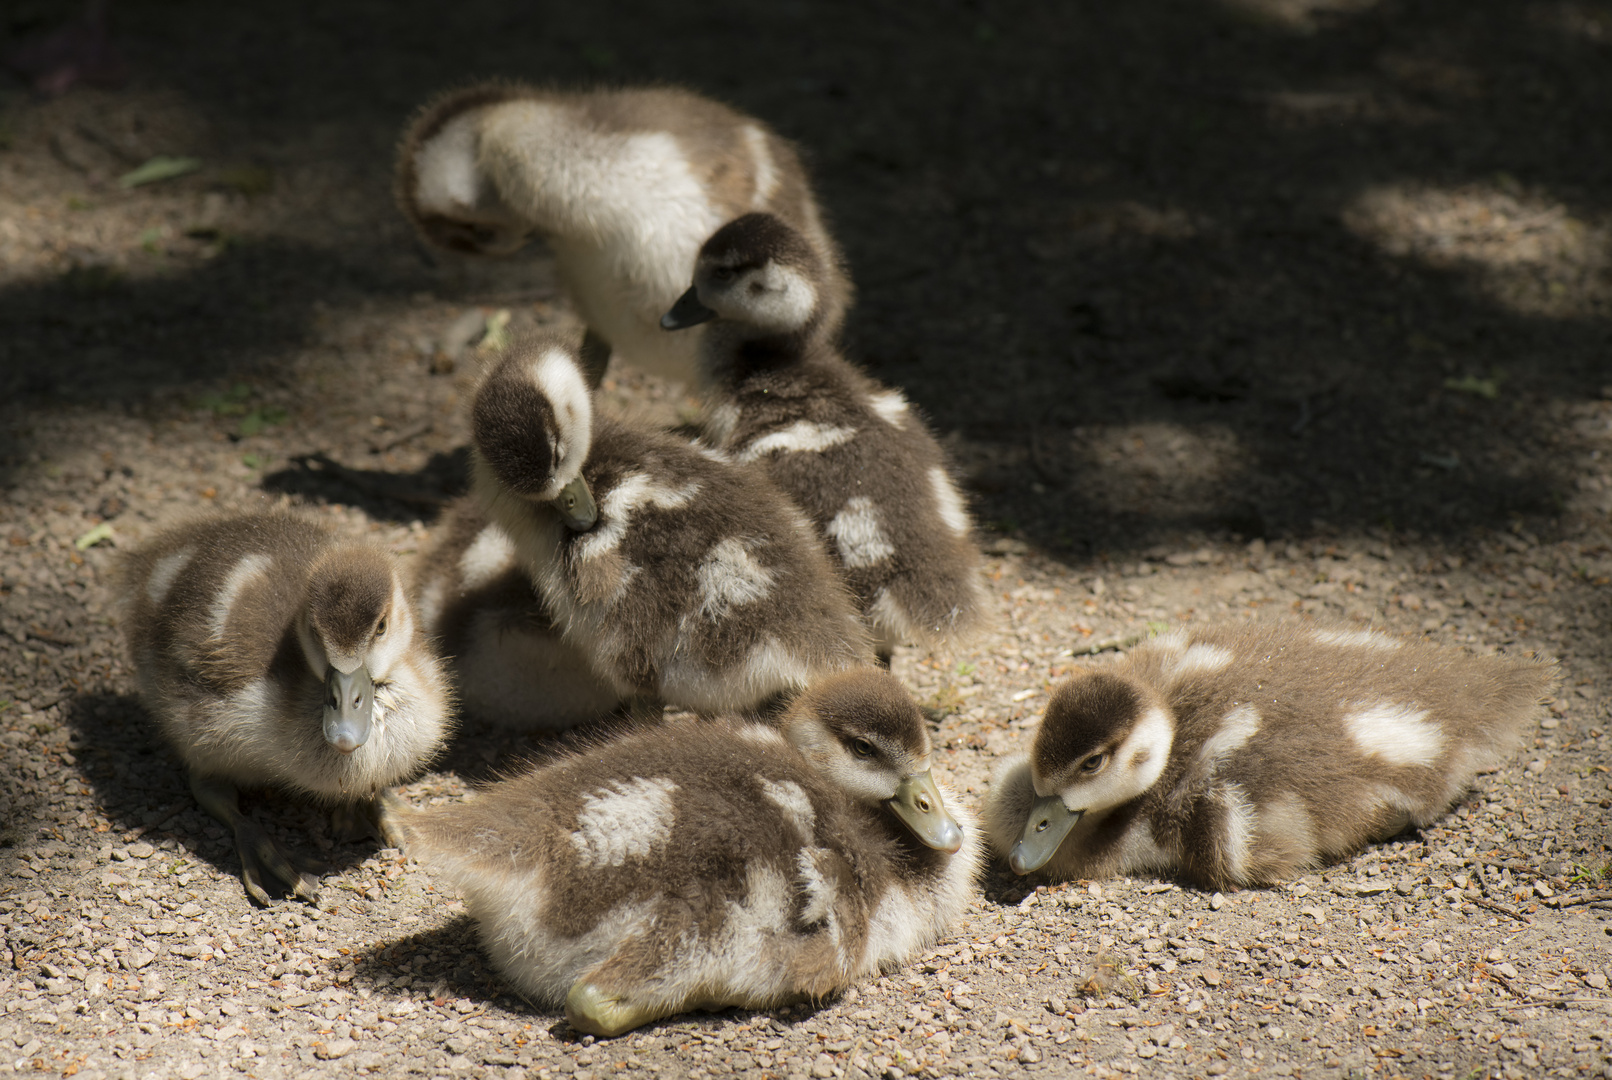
xmin=1343 ymin=702 xmax=1445 ymax=767
xmin=928 ymin=468 xmax=970 ymax=534
xmin=742 ymin=637 xmax=813 ymax=696
xmin=696 ymin=538 xmax=775 ymax=619
xmin=146 ymin=545 xmax=196 ymax=606
xmin=208 ymin=552 xmax=272 ymax=641
xmin=1169 ymin=644 xmax=1234 ymax=679
xmin=867 ymin=390 xmax=909 ymax=427
xmin=1216 ymin=782 xmax=1255 ymax=882
xmin=737 ymin=421 xmax=856 ymax=462
xmin=759 ymin=777 xmax=816 ymax=838
xmin=742 ymin=124 xmax=780 ymax=207
xmin=460 ymin=525 xmax=517 ymax=590
xmin=412 ymin=113 xmax=484 ymax=215
xmin=1196 ymin=704 xmax=1260 ymax=775
xmin=702 ymin=401 xmax=741 ymax=448
xmin=573 ymin=474 xmax=701 ymax=563
xmin=826 ymin=497 xmax=895 ymax=569
xmin=794 ymin=847 xmax=839 ymax=944
xmin=1313 ymin=628 xmax=1400 ymax=651
xmin=569 ymin=776 xmax=679 ymax=868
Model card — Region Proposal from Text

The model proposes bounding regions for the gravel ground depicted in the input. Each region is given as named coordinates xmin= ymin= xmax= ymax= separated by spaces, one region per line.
xmin=4 ymin=1 xmax=1612 ymax=1078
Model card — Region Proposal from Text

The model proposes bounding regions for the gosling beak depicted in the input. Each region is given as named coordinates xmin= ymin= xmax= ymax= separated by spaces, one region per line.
xmin=1009 ymin=794 xmax=1082 ymax=875
xmin=554 ymin=475 xmax=598 ymax=532
xmin=323 ymin=665 xmax=374 ymax=754
xmin=888 ymin=771 xmax=964 ymax=853
xmin=660 ymin=286 xmax=717 ymax=330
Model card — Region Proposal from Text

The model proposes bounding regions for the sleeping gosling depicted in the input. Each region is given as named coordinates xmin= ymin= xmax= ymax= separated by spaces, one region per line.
xmin=381 ymin=668 xmax=980 ymax=1036
xmin=984 ymin=621 xmax=1556 ymax=889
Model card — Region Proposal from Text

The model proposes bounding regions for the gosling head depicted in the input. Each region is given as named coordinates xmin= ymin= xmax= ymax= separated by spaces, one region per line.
xmin=661 ymin=212 xmax=827 ymax=342
xmin=1010 ymin=671 xmax=1175 ymax=875
xmin=782 ymin=669 xmax=963 ymax=853
xmin=300 ymin=547 xmax=413 ymax=756
xmin=398 ymin=84 xmax=533 ymax=257
xmin=471 ymin=339 xmax=598 ymax=531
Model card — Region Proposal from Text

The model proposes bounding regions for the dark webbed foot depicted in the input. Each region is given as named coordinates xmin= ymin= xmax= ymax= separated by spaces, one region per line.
xmin=190 ymin=774 xmax=323 ymax=906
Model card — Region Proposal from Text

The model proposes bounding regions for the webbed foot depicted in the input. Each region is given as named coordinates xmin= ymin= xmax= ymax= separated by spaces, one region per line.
xmin=190 ymin=773 xmax=322 ymax=906
xmin=330 ymin=799 xmax=382 ymax=845
xmin=565 ymin=981 xmax=666 ymax=1038
xmin=373 ymin=789 xmax=414 ymax=851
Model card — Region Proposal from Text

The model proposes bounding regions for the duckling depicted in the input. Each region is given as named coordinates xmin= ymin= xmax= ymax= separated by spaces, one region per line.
xmin=381 ymin=668 xmax=980 ymax=1036
xmin=412 ymin=496 xmax=622 ymax=728
xmin=470 ymin=332 xmax=873 ymax=716
xmin=397 ymin=82 xmax=849 ymax=388
xmin=983 ymin=622 xmax=1556 ymax=889
xmin=661 ymin=212 xmax=989 ymax=662
xmin=116 ymin=512 xmax=453 ymax=904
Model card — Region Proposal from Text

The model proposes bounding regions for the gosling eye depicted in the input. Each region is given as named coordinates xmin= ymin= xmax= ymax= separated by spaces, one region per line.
xmin=1079 ymin=752 xmax=1106 ymax=774
xmin=374 ymin=618 xmax=387 ymax=638
xmin=712 ymin=266 xmax=736 ymax=283
xmin=851 ymin=737 xmax=876 ymax=759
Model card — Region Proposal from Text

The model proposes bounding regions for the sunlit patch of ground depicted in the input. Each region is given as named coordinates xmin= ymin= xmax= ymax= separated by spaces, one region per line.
xmin=1342 ymin=182 xmax=1612 ymax=317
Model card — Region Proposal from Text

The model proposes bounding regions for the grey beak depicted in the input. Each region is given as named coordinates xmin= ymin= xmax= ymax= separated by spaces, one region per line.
xmin=554 ymin=475 xmax=598 ymax=532
xmin=660 ymin=286 xmax=717 ymax=330
xmin=323 ymin=666 xmax=374 ymax=754
xmin=888 ymin=771 xmax=965 ymax=853
xmin=1008 ymin=794 xmax=1083 ymax=875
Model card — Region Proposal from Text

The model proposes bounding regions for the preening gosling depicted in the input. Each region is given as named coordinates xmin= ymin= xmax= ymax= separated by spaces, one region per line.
xmin=662 ymin=212 xmax=989 ymax=661
xmin=471 ymin=333 xmax=873 ymax=716
xmin=116 ymin=512 xmax=452 ymax=904
xmin=398 ymin=82 xmax=848 ymax=387
xmin=382 ymin=668 xmax=981 ymax=1037
xmin=413 ymin=497 xmax=622 ymax=729
xmin=984 ymin=622 xmax=1555 ymax=890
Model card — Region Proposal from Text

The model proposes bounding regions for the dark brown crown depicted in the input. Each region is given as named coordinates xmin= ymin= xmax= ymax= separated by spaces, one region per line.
xmin=305 ymin=546 xmax=395 ymax=656
xmin=698 ymin=212 xmax=823 ymax=276
xmin=1032 ymin=672 xmax=1146 ymax=774
xmin=789 ymin=668 xmax=930 ymax=759
xmin=471 ymin=348 xmax=563 ymax=496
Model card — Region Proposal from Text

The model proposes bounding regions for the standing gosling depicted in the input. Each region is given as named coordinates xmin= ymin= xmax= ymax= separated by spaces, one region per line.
xmin=471 ymin=333 xmax=872 ymax=716
xmin=382 ymin=669 xmax=980 ymax=1037
xmin=984 ymin=622 xmax=1556 ymax=889
xmin=662 ymin=213 xmax=989 ymax=662
xmin=116 ymin=513 xmax=452 ymax=904
xmin=413 ymin=496 xmax=622 ymax=728
xmin=397 ymin=82 xmax=848 ymax=387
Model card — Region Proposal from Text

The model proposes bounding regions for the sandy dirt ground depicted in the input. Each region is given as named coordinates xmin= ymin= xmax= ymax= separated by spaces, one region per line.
xmin=2 ymin=1 xmax=1611 ymax=1078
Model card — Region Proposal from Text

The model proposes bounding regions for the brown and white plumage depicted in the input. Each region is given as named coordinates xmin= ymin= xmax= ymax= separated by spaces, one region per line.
xmin=412 ymin=497 xmax=623 ymax=729
xmin=470 ymin=333 xmax=872 ymax=716
xmin=661 ymin=213 xmax=989 ymax=661
xmin=396 ymin=82 xmax=848 ymax=387
xmin=382 ymin=669 xmax=981 ymax=1037
xmin=115 ymin=512 xmax=453 ymax=904
xmin=983 ymin=622 xmax=1556 ymax=890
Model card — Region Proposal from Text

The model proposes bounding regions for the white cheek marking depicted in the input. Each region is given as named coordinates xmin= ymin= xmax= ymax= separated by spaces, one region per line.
xmin=751 ymin=263 xmax=817 ymax=332
xmin=928 ymin=467 xmax=970 ymax=535
xmin=867 ymin=390 xmax=909 ymax=427
xmin=742 ymin=124 xmax=779 ymax=207
xmin=460 ymin=525 xmax=517 ymax=591
xmin=1170 ymin=644 xmax=1234 ymax=678
xmin=146 ymin=545 xmax=196 ymax=605
xmin=524 ymin=347 xmax=594 ymax=498
xmin=573 ymin=474 xmax=702 ymax=563
xmin=366 ymin=580 xmax=414 ymax=680
xmin=568 ymin=776 xmax=679 ymax=868
xmin=1058 ymin=705 xmax=1174 ymax=813
xmin=208 ymin=552 xmax=272 ymax=641
xmin=1344 ymin=702 xmax=1445 ymax=767
xmin=826 ymin=497 xmax=895 ymax=569
xmin=1217 ymin=781 xmax=1255 ymax=882
xmin=1313 ymin=628 xmax=1401 ymax=651
xmin=736 ymin=421 xmax=856 ymax=462
xmin=1196 ymin=704 xmax=1260 ymax=776
xmin=759 ymin=777 xmax=816 ymax=839
xmin=412 ymin=113 xmax=485 ymax=215
xmin=696 ymin=537 xmax=776 ymax=618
